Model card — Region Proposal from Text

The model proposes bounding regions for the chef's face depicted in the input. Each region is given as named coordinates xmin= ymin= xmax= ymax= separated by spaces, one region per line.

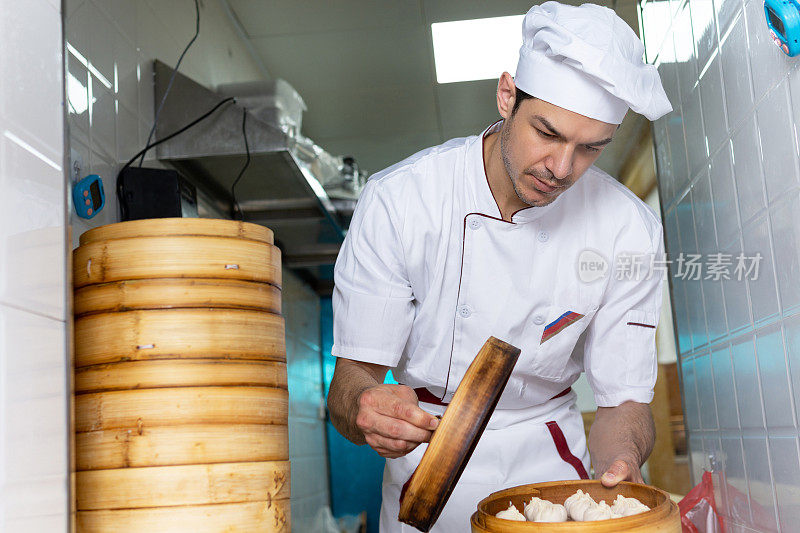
xmin=499 ymin=90 xmax=618 ymax=207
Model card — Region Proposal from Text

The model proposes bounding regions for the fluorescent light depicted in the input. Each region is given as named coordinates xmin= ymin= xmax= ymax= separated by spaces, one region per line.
xmin=431 ymin=15 xmax=524 ymax=84
xmin=67 ymin=72 xmax=95 ymax=115
xmin=640 ymin=0 xmax=693 ymax=64
xmin=640 ymin=1 xmax=672 ymax=63
xmin=66 ymin=42 xmax=113 ymax=90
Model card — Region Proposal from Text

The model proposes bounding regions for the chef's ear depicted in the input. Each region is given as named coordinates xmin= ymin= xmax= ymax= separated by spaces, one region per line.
xmin=496 ymin=72 xmax=516 ymax=120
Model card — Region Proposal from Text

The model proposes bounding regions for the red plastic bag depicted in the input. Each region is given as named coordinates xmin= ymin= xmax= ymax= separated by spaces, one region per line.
xmin=678 ymin=471 xmax=725 ymax=533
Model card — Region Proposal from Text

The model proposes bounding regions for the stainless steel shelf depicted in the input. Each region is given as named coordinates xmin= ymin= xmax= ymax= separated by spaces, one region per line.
xmin=152 ymin=60 xmax=345 ymax=293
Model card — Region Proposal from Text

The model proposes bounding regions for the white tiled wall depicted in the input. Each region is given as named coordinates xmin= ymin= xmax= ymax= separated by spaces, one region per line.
xmin=0 ymin=0 xmax=69 ymax=531
xmin=64 ymin=0 xmax=264 ymax=246
xmin=642 ymin=0 xmax=800 ymax=529
xmin=283 ymin=269 xmax=331 ymax=531
xmin=63 ymin=2 xmax=332 ymax=529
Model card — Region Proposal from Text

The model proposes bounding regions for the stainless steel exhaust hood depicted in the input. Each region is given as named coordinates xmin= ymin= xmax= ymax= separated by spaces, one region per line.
xmin=152 ymin=60 xmax=356 ymax=294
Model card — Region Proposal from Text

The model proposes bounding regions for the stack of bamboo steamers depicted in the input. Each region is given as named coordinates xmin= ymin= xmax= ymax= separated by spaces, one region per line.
xmin=72 ymin=218 xmax=290 ymax=532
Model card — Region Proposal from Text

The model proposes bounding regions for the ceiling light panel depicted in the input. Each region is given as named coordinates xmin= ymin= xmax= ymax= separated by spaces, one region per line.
xmin=431 ymin=15 xmax=524 ymax=84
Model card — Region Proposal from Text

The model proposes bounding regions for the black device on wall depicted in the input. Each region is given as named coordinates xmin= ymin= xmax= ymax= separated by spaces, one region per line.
xmin=118 ymin=167 xmax=198 ymax=221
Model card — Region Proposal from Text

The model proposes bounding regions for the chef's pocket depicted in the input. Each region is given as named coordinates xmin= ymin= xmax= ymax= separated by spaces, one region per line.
xmin=624 ymin=309 xmax=658 ymax=386
xmin=529 ymin=305 xmax=596 ymax=381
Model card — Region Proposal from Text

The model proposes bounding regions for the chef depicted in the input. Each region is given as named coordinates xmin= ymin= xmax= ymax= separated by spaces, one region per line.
xmin=327 ymin=2 xmax=672 ymax=531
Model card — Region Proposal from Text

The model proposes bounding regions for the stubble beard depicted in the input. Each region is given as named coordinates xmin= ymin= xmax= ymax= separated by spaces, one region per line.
xmin=499 ymin=119 xmax=558 ymax=208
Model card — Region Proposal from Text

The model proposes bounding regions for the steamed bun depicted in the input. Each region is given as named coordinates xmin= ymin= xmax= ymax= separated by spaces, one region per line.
xmin=495 ymin=501 xmax=526 ymax=521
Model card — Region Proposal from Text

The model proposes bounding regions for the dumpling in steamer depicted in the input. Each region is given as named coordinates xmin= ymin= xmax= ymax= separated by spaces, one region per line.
xmin=523 ymin=497 xmax=547 ymax=521
xmin=564 ymin=489 xmax=588 ymax=508
xmin=534 ymin=502 xmax=568 ymax=522
xmin=495 ymin=501 xmax=526 ymax=521
xmin=582 ymin=501 xmax=621 ymax=521
xmin=564 ymin=490 xmax=597 ymax=521
xmin=611 ymin=494 xmax=650 ymax=516
xmin=522 ymin=496 xmax=569 ymax=522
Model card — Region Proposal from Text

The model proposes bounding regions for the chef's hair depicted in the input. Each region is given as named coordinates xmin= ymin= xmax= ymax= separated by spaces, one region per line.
xmin=511 ymin=86 xmax=535 ymax=116
xmin=510 ymin=85 xmax=622 ymax=129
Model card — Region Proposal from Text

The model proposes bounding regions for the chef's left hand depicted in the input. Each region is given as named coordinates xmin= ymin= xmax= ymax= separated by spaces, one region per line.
xmin=600 ymin=456 xmax=643 ymax=487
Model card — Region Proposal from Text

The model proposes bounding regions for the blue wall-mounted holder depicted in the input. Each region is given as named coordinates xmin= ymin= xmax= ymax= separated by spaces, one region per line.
xmin=765 ymin=0 xmax=800 ymax=56
xmin=73 ymin=174 xmax=105 ymax=219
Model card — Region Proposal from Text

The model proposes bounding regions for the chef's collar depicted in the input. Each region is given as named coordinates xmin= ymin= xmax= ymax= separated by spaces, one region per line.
xmin=475 ymin=120 xmax=563 ymax=224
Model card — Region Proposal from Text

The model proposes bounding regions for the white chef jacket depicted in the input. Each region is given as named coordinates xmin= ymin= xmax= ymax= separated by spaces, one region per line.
xmin=331 ymin=122 xmax=663 ymax=532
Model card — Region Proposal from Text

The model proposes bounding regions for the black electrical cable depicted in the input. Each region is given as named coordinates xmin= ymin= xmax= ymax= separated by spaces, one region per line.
xmin=138 ymin=0 xmax=201 ymax=167
xmin=230 ymin=107 xmax=250 ymax=221
xmin=116 ymin=97 xmax=236 ymax=219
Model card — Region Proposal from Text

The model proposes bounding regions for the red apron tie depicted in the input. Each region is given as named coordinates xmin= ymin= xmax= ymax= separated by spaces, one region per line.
xmin=413 ymin=386 xmax=572 ymax=406
xmin=545 ymin=420 xmax=589 ymax=479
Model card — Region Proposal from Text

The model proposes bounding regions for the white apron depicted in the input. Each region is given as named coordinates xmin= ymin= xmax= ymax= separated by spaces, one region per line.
xmin=332 ymin=122 xmax=664 ymax=532
xmin=380 ymin=392 xmax=589 ymax=532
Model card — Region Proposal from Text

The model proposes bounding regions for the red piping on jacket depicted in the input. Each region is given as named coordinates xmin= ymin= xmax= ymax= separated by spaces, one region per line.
xmin=442 ymin=210 xmax=510 ymax=397
xmin=442 ymin=123 xmax=538 ymax=401
xmin=442 ymin=127 xmax=515 ymax=397
xmin=545 ymin=420 xmax=589 ymax=479
xmin=627 ymin=321 xmax=656 ymax=328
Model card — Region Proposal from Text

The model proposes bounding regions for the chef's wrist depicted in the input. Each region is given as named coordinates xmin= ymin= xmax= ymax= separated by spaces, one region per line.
xmin=348 ymin=384 xmax=375 ymax=440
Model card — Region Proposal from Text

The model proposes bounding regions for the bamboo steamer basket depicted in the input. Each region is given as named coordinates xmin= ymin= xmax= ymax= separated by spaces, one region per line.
xmin=76 ymin=460 xmax=289 ymax=510
xmin=74 ymin=308 xmax=285 ymax=366
xmin=73 ymin=235 xmax=281 ymax=288
xmin=75 ymin=359 xmax=288 ymax=393
xmin=76 ymin=500 xmax=290 ymax=532
xmin=78 ymin=217 xmax=273 ymax=246
xmin=470 ymin=480 xmax=680 ymax=532
xmin=73 ymin=218 xmax=290 ymax=532
xmin=74 ymin=278 xmax=281 ymax=316
xmin=75 ymin=386 xmax=288 ymax=432
xmin=76 ymin=424 xmax=289 ymax=470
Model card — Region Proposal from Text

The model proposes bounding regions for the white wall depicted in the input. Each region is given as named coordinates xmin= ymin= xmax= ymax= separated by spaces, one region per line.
xmin=0 ymin=0 xmax=69 ymax=531
xmin=64 ymin=0 xmax=264 ymax=246
xmin=644 ymin=0 xmax=800 ymax=529
xmin=646 ymin=187 xmax=679 ymax=366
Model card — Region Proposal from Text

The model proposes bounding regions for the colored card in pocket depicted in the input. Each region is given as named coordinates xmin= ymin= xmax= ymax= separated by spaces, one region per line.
xmin=541 ymin=311 xmax=585 ymax=344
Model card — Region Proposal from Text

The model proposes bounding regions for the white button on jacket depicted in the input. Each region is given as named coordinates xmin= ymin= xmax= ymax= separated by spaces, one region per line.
xmin=332 ymin=122 xmax=664 ymax=532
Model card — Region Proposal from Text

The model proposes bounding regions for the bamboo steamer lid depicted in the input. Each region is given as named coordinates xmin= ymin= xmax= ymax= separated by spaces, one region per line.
xmin=75 ymin=359 xmax=287 ymax=393
xmin=74 ymin=309 xmax=285 ymax=367
xmin=74 ymin=278 xmax=281 ymax=316
xmin=76 ymin=424 xmax=289 ymax=470
xmin=76 ymin=460 xmax=289 ymax=510
xmin=73 ymin=235 xmax=281 ymax=288
xmin=78 ymin=217 xmax=273 ymax=246
xmin=471 ymin=480 xmax=680 ymax=532
xmin=398 ymin=337 xmax=522 ymax=532
xmin=76 ymin=499 xmax=290 ymax=532
xmin=75 ymin=387 xmax=288 ymax=432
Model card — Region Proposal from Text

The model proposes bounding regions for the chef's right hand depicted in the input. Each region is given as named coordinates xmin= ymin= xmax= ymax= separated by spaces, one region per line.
xmin=355 ymin=384 xmax=439 ymax=459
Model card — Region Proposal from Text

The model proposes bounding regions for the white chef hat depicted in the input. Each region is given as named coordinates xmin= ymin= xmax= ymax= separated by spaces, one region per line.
xmin=514 ymin=2 xmax=672 ymax=124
